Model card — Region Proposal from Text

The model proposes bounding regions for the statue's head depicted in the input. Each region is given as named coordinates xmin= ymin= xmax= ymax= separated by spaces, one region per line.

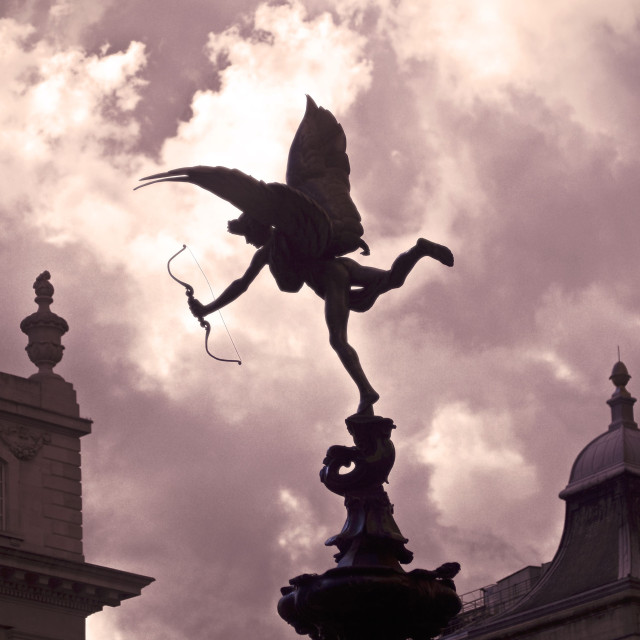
xmin=228 ymin=214 xmax=271 ymax=248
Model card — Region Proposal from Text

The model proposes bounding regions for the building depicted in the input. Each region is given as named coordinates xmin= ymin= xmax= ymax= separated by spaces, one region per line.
xmin=441 ymin=360 xmax=640 ymax=640
xmin=0 ymin=272 xmax=153 ymax=640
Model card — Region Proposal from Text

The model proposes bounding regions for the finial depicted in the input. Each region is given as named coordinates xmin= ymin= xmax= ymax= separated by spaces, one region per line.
xmin=19 ymin=272 xmax=69 ymax=379
xmin=610 ymin=360 xmax=631 ymax=396
xmin=607 ymin=360 xmax=636 ymax=431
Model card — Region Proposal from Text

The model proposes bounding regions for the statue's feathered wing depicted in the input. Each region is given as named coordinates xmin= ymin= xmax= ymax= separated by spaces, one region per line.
xmin=135 ymin=165 xmax=284 ymax=230
xmin=286 ymin=96 xmax=368 ymax=256
xmin=135 ymin=96 xmax=367 ymax=260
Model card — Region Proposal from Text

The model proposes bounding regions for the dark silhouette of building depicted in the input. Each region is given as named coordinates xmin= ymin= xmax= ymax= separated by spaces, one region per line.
xmin=441 ymin=360 xmax=640 ymax=639
xmin=0 ymin=272 xmax=153 ymax=640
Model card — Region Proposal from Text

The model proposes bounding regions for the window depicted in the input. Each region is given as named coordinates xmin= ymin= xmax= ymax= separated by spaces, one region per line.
xmin=0 ymin=459 xmax=6 ymax=530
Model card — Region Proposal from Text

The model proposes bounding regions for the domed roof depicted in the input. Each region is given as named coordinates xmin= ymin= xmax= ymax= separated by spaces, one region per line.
xmin=565 ymin=426 xmax=640 ymax=490
xmin=561 ymin=361 xmax=640 ymax=498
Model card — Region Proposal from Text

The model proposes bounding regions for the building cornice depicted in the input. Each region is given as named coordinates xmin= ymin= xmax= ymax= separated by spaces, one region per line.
xmin=560 ymin=459 xmax=640 ymax=498
xmin=0 ymin=399 xmax=91 ymax=438
xmin=0 ymin=547 xmax=154 ymax=614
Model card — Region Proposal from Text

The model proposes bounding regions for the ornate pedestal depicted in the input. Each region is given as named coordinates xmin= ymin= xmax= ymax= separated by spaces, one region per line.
xmin=278 ymin=415 xmax=461 ymax=640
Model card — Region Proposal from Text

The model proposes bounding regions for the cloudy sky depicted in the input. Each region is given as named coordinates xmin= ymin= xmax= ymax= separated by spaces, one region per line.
xmin=1 ymin=0 xmax=640 ymax=638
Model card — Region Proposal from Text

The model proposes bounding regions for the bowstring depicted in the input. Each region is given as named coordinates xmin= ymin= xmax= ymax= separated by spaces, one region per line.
xmin=185 ymin=245 xmax=242 ymax=364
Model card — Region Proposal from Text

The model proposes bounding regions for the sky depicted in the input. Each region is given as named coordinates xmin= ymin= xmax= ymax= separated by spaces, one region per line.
xmin=1 ymin=0 xmax=640 ymax=638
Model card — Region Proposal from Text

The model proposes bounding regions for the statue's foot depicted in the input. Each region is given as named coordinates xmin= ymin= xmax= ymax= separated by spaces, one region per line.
xmin=417 ymin=238 xmax=454 ymax=267
xmin=357 ymin=390 xmax=380 ymax=415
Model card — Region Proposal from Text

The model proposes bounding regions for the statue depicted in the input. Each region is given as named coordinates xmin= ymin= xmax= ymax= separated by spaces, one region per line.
xmin=138 ymin=97 xmax=461 ymax=638
xmin=136 ymin=96 xmax=453 ymax=415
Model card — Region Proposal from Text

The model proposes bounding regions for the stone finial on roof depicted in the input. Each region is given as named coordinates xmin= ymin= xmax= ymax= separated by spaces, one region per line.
xmin=607 ymin=360 xmax=637 ymax=431
xmin=19 ymin=271 xmax=69 ymax=380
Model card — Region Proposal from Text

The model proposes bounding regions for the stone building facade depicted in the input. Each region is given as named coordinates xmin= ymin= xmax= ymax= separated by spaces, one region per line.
xmin=0 ymin=272 xmax=153 ymax=640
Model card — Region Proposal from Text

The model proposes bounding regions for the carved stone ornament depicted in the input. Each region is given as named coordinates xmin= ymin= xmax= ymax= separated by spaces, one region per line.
xmin=20 ymin=271 xmax=69 ymax=379
xmin=0 ymin=423 xmax=51 ymax=461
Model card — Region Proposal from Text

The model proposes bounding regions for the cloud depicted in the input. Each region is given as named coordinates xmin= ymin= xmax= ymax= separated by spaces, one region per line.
xmin=417 ymin=402 xmax=538 ymax=532
xmin=160 ymin=0 xmax=373 ymax=174
xmin=1 ymin=1 xmax=640 ymax=639
xmin=0 ymin=18 xmax=146 ymax=231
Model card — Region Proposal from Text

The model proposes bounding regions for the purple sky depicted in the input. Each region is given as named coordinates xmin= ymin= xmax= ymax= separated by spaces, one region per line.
xmin=1 ymin=1 xmax=640 ymax=638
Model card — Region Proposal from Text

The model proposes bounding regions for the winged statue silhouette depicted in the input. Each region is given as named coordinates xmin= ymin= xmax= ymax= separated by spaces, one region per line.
xmin=136 ymin=96 xmax=453 ymax=415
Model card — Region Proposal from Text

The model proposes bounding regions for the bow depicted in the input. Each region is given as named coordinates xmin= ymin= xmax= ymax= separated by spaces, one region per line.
xmin=167 ymin=245 xmax=242 ymax=365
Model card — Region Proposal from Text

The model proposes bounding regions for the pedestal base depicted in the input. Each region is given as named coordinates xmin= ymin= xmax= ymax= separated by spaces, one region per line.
xmin=279 ymin=566 xmax=461 ymax=640
xmin=279 ymin=414 xmax=461 ymax=639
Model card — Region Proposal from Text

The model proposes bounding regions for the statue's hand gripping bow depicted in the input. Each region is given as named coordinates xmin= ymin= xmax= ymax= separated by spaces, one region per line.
xmin=167 ymin=245 xmax=242 ymax=365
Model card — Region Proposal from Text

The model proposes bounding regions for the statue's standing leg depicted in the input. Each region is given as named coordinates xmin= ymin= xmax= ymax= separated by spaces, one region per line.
xmin=322 ymin=262 xmax=379 ymax=415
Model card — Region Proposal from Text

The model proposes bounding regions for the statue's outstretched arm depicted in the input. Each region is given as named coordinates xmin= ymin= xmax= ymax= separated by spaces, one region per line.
xmin=190 ymin=247 xmax=269 ymax=318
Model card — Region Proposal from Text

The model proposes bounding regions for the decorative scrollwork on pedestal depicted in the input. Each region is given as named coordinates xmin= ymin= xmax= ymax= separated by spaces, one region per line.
xmin=320 ymin=415 xmax=395 ymax=495
xmin=320 ymin=415 xmax=412 ymax=569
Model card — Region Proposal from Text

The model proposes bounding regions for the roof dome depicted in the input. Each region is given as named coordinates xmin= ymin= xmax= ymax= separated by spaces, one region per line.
xmin=561 ymin=361 xmax=639 ymax=498
xmin=565 ymin=427 xmax=640 ymax=490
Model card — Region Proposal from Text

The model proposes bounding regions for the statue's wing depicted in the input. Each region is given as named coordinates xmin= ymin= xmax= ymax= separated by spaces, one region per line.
xmin=136 ymin=166 xmax=281 ymax=229
xmin=136 ymin=165 xmax=332 ymax=258
xmin=286 ymin=96 xmax=368 ymax=256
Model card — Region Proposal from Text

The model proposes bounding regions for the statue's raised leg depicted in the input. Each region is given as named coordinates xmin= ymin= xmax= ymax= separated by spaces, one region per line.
xmin=346 ymin=239 xmax=454 ymax=314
